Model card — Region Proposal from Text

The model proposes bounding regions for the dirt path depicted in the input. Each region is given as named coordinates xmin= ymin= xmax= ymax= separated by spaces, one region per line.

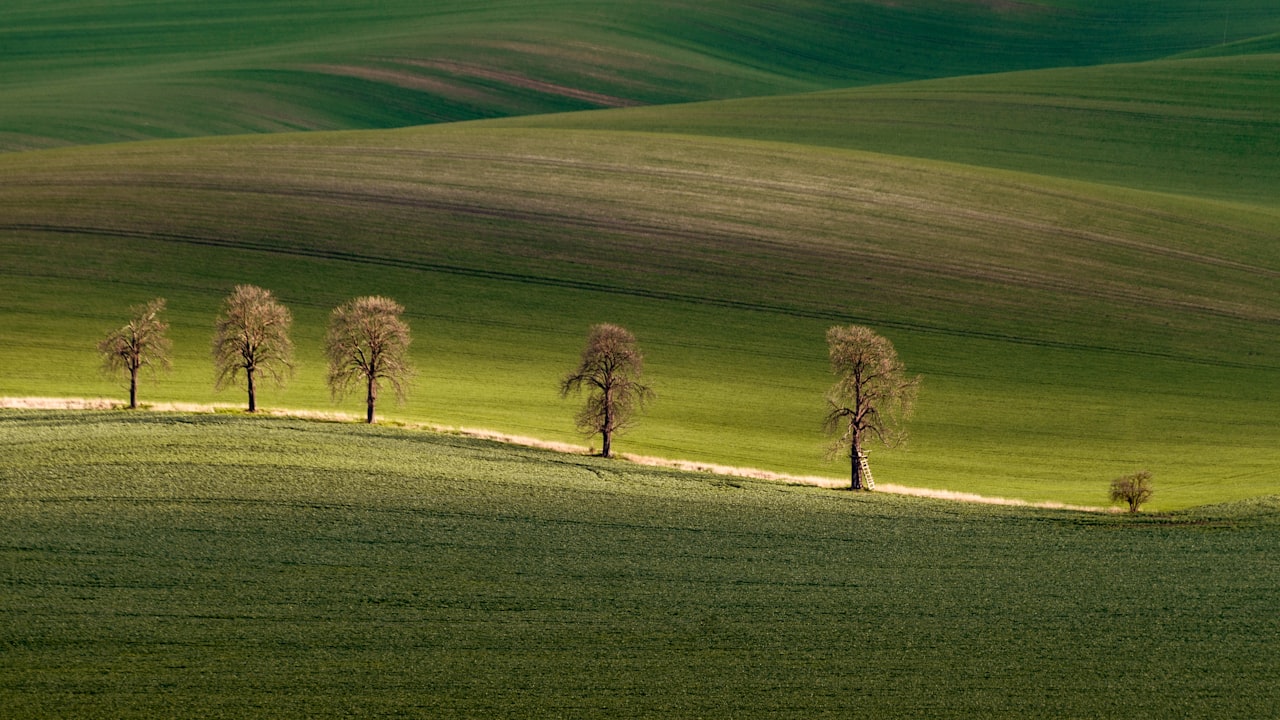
xmin=1 ymin=396 xmax=1111 ymax=512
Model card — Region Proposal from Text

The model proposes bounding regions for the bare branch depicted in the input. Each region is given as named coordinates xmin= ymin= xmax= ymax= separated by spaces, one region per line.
xmin=1110 ymin=470 xmax=1154 ymax=513
xmin=560 ymin=323 xmax=653 ymax=457
xmin=211 ymin=285 xmax=294 ymax=412
xmin=97 ymin=298 xmax=171 ymax=409
xmin=822 ymin=325 xmax=920 ymax=489
xmin=324 ymin=296 xmax=415 ymax=423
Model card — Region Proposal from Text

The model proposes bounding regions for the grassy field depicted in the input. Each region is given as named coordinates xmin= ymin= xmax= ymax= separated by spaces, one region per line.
xmin=2 ymin=410 xmax=1278 ymax=718
xmin=4 ymin=5 xmax=1279 ymax=714
xmin=5 ymin=0 xmax=1280 ymax=149
xmin=1 ymin=120 xmax=1278 ymax=509
xmin=2 ymin=2 xmax=1278 ymax=510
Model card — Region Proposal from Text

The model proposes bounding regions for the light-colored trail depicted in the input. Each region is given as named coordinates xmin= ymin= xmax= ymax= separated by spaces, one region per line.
xmin=1 ymin=397 xmax=1112 ymax=512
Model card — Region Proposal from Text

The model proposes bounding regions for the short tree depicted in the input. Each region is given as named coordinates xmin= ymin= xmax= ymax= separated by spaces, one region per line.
xmin=1110 ymin=470 xmax=1154 ymax=513
xmin=97 ymin=298 xmax=171 ymax=409
xmin=324 ymin=296 xmax=414 ymax=424
xmin=211 ymin=285 xmax=294 ymax=413
xmin=823 ymin=325 xmax=920 ymax=490
xmin=560 ymin=323 xmax=653 ymax=458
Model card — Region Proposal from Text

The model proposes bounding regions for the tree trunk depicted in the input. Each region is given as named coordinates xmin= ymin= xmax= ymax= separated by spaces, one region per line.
xmin=601 ymin=385 xmax=612 ymax=457
xmin=247 ymin=368 xmax=257 ymax=413
xmin=128 ymin=366 xmax=138 ymax=410
xmin=850 ymin=437 xmax=863 ymax=491
xmin=366 ymin=373 xmax=376 ymax=424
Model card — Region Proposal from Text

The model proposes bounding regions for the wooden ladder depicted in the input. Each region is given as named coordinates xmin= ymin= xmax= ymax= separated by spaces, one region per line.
xmin=858 ymin=453 xmax=876 ymax=490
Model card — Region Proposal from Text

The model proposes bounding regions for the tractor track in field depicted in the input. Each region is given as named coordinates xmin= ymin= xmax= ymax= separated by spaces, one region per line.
xmin=4 ymin=220 xmax=1278 ymax=372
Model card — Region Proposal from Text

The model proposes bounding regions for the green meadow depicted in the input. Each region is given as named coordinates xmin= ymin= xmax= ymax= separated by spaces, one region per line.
xmin=2 ymin=2 xmax=1279 ymax=714
xmin=3 ymin=411 xmax=1279 ymax=718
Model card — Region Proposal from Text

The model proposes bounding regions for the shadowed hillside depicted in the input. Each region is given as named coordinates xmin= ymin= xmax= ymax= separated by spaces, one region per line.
xmin=5 ymin=0 xmax=1280 ymax=149
xmin=3 ymin=411 xmax=1278 ymax=717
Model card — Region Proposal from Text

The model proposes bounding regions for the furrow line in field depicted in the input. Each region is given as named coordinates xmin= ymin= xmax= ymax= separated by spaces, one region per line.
xmin=4 ymin=221 xmax=1278 ymax=371
xmin=15 ymin=166 xmax=1278 ymax=322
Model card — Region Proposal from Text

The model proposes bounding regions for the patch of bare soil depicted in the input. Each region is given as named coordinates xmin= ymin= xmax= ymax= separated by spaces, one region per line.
xmin=869 ymin=0 xmax=1053 ymax=13
xmin=399 ymin=59 xmax=641 ymax=108
xmin=298 ymin=64 xmax=497 ymax=104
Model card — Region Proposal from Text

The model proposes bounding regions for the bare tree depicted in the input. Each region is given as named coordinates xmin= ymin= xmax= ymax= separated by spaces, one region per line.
xmin=212 ymin=285 xmax=294 ymax=413
xmin=97 ymin=298 xmax=172 ymax=409
xmin=560 ymin=323 xmax=653 ymax=458
xmin=823 ymin=325 xmax=920 ymax=490
xmin=324 ymin=296 xmax=414 ymax=423
xmin=1110 ymin=470 xmax=1154 ymax=513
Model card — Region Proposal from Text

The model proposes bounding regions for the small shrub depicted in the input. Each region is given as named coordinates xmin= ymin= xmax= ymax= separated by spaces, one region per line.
xmin=1110 ymin=470 xmax=1154 ymax=513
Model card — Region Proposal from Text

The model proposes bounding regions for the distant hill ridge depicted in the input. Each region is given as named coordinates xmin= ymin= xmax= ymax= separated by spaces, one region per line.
xmin=4 ymin=0 xmax=1280 ymax=149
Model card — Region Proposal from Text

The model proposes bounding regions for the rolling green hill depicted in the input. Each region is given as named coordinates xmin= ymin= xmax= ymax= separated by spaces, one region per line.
xmin=5 ymin=0 xmax=1280 ymax=150
xmin=1 ymin=119 xmax=1276 ymax=509
xmin=2 ymin=1 xmax=1278 ymax=509
xmin=3 ymin=411 xmax=1279 ymax=717
xmin=508 ymin=53 xmax=1280 ymax=204
xmin=6 ymin=2 xmax=1279 ymax=716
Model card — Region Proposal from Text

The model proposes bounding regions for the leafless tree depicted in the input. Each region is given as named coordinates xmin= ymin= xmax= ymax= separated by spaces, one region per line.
xmin=324 ymin=296 xmax=414 ymax=423
xmin=212 ymin=285 xmax=294 ymax=413
xmin=1110 ymin=470 xmax=1154 ymax=513
xmin=97 ymin=298 xmax=172 ymax=409
xmin=560 ymin=323 xmax=653 ymax=458
xmin=823 ymin=325 xmax=920 ymax=490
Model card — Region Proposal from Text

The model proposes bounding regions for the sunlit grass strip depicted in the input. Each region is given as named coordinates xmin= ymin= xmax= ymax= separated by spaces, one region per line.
xmin=0 ymin=397 xmax=1124 ymax=513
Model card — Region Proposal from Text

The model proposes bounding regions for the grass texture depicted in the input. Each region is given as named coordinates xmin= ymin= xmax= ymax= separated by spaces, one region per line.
xmin=5 ymin=0 xmax=1280 ymax=149
xmin=3 ymin=411 xmax=1278 ymax=718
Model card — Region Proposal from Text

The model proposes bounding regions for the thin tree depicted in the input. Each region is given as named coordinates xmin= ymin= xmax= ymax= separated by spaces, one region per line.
xmin=211 ymin=285 xmax=294 ymax=413
xmin=324 ymin=296 xmax=414 ymax=423
xmin=823 ymin=325 xmax=920 ymax=490
xmin=1110 ymin=470 xmax=1154 ymax=513
xmin=560 ymin=323 xmax=653 ymax=458
xmin=97 ymin=298 xmax=172 ymax=409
